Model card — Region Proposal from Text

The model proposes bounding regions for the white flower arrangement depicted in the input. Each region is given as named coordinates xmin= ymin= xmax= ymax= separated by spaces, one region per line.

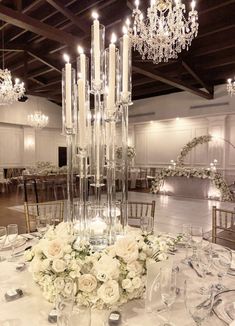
xmin=177 ymin=135 xmax=212 ymax=166
xmin=25 ymin=223 xmax=181 ymax=309
xmin=116 ymin=146 xmax=136 ymax=161
xmin=151 ymin=167 xmax=233 ymax=202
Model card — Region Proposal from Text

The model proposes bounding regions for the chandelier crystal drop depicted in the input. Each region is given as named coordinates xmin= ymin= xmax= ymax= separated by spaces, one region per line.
xmin=0 ymin=69 xmax=25 ymax=105
xmin=128 ymin=0 xmax=199 ymax=64
xmin=28 ymin=111 xmax=49 ymax=129
xmin=227 ymin=78 xmax=235 ymax=96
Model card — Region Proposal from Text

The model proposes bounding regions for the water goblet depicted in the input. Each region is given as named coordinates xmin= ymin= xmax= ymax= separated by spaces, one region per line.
xmin=140 ymin=216 xmax=154 ymax=234
xmin=56 ymin=278 xmax=75 ymax=326
xmin=7 ymin=224 xmax=18 ymax=262
xmin=36 ymin=215 xmax=51 ymax=237
xmin=211 ymin=247 xmax=232 ymax=291
xmin=160 ymin=267 xmax=177 ymax=326
xmin=190 ymin=226 xmax=203 ymax=261
xmin=0 ymin=226 xmax=7 ymax=262
xmin=184 ymin=280 xmax=214 ymax=326
xmin=181 ymin=224 xmax=191 ymax=264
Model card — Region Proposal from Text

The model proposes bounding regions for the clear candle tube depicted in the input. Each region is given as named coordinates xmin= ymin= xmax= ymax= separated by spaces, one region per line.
xmin=91 ymin=23 xmax=105 ymax=93
xmin=62 ymin=68 xmax=77 ymax=135
xmin=119 ymin=34 xmax=132 ymax=105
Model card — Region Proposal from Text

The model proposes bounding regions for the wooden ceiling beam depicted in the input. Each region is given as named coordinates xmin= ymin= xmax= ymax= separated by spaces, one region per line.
xmin=27 ymin=90 xmax=61 ymax=103
xmin=30 ymin=67 xmax=54 ymax=79
xmin=200 ymin=0 xmax=235 ymax=14
xmin=0 ymin=4 xmax=80 ymax=48
xmin=27 ymin=50 xmax=62 ymax=74
xmin=132 ymin=65 xmax=214 ymax=100
xmin=181 ymin=60 xmax=213 ymax=95
xmin=45 ymin=0 xmax=87 ymax=33
xmin=31 ymin=79 xmax=61 ymax=91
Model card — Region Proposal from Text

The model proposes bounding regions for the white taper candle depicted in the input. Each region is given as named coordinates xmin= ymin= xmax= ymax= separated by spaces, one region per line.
xmin=107 ymin=33 xmax=116 ymax=113
xmin=92 ymin=12 xmax=100 ymax=84
xmin=122 ymin=26 xmax=129 ymax=94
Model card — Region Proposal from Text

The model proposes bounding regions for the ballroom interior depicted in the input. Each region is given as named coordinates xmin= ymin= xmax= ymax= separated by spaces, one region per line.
xmin=0 ymin=1 xmax=235 ymax=325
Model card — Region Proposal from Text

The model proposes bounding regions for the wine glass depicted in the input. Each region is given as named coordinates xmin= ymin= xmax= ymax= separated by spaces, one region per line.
xmin=36 ymin=215 xmax=51 ymax=237
xmin=190 ymin=226 xmax=203 ymax=261
xmin=0 ymin=226 xmax=7 ymax=262
xmin=211 ymin=247 xmax=232 ymax=291
xmin=181 ymin=224 xmax=191 ymax=264
xmin=140 ymin=216 xmax=154 ymax=234
xmin=184 ymin=280 xmax=214 ymax=326
xmin=56 ymin=278 xmax=75 ymax=326
xmin=7 ymin=224 xmax=18 ymax=262
xmin=160 ymin=267 xmax=177 ymax=326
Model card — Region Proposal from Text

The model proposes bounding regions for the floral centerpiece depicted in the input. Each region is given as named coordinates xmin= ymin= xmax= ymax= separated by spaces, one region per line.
xmin=25 ymin=223 xmax=181 ymax=309
xmin=116 ymin=146 xmax=136 ymax=162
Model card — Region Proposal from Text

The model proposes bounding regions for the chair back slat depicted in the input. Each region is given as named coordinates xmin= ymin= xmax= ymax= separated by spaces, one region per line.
xmin=212 ymin=205 xmax=235 ymax=248
xmin=128 ymin=201 xmax=156 ymax=228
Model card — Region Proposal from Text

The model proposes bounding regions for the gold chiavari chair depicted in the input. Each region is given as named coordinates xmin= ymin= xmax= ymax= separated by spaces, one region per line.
xmin=128 ymin=201 xmax=156 ymax=228
xmin=212 ymin=206 xmax=235 ymax=249
xmin=24 ymin=200 xmax=64 ymax=233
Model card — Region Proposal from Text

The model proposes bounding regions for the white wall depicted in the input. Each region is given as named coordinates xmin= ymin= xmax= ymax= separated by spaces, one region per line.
xmin=0 ymin=95 xmax=65 ymax=168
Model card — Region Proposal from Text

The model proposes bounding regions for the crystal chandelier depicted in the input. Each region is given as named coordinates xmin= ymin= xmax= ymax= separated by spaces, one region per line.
xmin=227 ymin=78 xmax=235 ymax=96
xmin=28 ymin=111 xmax=49 ymax=129
xmin=0 ymin=69 xmax=25 ymax=105
xmin=127 ymin=0 xmax=199 ymax=64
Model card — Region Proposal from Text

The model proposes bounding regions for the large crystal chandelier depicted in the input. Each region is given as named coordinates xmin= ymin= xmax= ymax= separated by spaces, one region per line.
xmin=28 ymin=111 xmax=49 ymax=129
xmin=127 ymin=0 xmax=199 ymax=64
xmin=227 ymin=78 xmax=235 ymax=96
xmin=0 ymin=69 xmax=25 ymax=105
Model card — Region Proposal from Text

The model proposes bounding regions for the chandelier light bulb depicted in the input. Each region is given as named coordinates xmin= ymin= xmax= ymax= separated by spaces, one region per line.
xmin=150 ymin=0 xmax=155 ymax=7
xmin=63 ymin=53 xmax=70 ymax=63
xmin=92 ymin=11 xmax=99 ymax=20
xmin=135 ymin=0 xmax=139 ymax=9
xmin=28 ymin=111 xmax=49 ymax=129
xmin=15 ymin=78 xmax=19 ymax=84
xmin=227 ymin=77 xmax=235 ymax=96
xmin=111 ymin=32 xmax=117 ymax=43
xmin=227 ymin=78 xmax=232 ymax=84
xmin=191 ymin=0 xmax=196 ymax=10
xmin=0 ymin=69 xmax=25 ymax=105
xmin=126 ymin=18 xmax=131 ymax=27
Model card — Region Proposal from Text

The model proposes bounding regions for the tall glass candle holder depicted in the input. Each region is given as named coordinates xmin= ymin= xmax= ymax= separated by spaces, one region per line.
xmin=119 ymin=32 xmax=132 ymax=232
xmin=91 ymin=23 xmax=105 ymax=93
xmin=62 ymin=68 xmax=77 ymax=135
xmin=119 ymin=35 xmax=132 ymax=105
xmin=104 ymin=47 xmax=120 ymax=121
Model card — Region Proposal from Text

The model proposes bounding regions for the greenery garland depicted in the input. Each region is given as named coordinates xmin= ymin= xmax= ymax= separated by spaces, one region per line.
xmin=151 ymin=167 xmax=233 ymax=202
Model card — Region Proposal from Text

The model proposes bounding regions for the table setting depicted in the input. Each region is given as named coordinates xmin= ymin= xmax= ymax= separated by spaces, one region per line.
xmin=0 ymin=221 xmax=235 ymax=326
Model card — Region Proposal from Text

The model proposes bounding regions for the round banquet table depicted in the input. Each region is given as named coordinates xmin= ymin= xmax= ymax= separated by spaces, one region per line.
xmin=0 ymin=237 xmax=234 ymax=326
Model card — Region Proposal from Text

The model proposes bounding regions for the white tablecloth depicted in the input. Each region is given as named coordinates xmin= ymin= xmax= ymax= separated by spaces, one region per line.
xmin=0 ymin=239 xmax=234 ymax=326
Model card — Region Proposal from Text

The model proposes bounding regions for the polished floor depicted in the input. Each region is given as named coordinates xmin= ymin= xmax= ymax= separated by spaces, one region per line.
xmin=1 ymin=189 xmax=234 ymax=235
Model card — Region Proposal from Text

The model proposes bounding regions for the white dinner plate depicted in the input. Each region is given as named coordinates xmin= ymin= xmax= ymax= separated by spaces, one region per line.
xmin=1 ymin=236 xmax=26 ymax=250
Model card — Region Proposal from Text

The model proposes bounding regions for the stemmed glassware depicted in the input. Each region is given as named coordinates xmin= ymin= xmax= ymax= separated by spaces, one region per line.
xmin=56 ymin=278 xmax=75 ymax=326
xmin=160 ymin=267 xmax=177 ymax=326
xmin=181 ymin=224 xmax=191 ymax=264
xmin=190 ymin=226 xmax=203 ymax=261
xmin=184 ymin=280 xmax=214 ymax=326
xmin=36 ymin=215 xmax=51 ymax=237
xmin=211 ymin=247 xmax=232 ymax=291
xmin=0 ymin=226 xmax=7 ymax=262
xmin=7 ymin=224 xmax=18 ymax=262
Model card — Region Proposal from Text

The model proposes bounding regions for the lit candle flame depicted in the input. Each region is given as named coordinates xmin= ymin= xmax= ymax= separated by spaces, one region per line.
xmin=92 ymin=11 xmax=99 ymax=20
xmin=15 ymin=78 xmax=19 ymax=84
xmin=227 ymin=78 xmax=232 ymax=84
xmin=135 ymin=0 xmax=139 ymax=9
xmin=111 ymin=32 xmax=117 ymax=44
xmin=63 ymin=53 xmax=70 ymax=63
xmin=126 ymin=18 xmax=130 ymax=27
xmin=78 ymin=46 xmax=84 ymax=54
xmin=122 ymin=26 xmax=128 ymax=35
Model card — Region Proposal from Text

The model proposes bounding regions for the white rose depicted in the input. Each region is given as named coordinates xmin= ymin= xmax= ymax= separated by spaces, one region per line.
xmin=64 ymin=245 xmax=72 ymax=254
xmin=122 ymin=279 xmax=132 ymax=290
xmin=42 ymin=258 xmax=50 ymax=270
xmin=24 ymin=250 xmax=34 ymax=261
xmin=43 ymin=240 xmax=64 ymax=259
xmin=115 ymin=237 xmax=139 ymax=263
xmin=139 ymin=252 xmax=147 ymax=261
xmin=126 ymin=261 xmax=143 ymax=275
xmin=93 ymin=255 xmax=120 ymax=281
xmin=78 ymin=274 xmax=97 ymax=293
xmin=97 ymin=280 xmax=120 ymax=305
xmin=52 ymin=259 xmax=66 ymax=273
xmin=54 ymin=277 xmax=65 ymax=291
xmin=132 ymin=277 xmax=141 ymax=289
